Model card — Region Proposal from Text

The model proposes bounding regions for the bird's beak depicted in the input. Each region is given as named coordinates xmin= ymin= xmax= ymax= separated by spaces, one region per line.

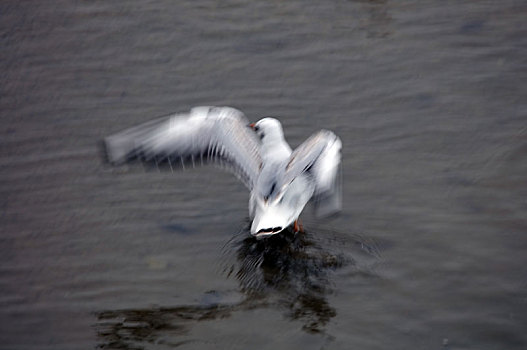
xmin=248 ymin=123 xmax=255 ymax=130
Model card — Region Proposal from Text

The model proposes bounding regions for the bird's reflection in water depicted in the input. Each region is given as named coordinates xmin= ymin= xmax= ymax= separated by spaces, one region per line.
xmin=95 ymin=225 xmax=380 ymax=349
xmin=225 ymin=227 xmax=345 ymax=333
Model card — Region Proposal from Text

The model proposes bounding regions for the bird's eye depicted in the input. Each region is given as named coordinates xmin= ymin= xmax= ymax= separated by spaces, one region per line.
xmin=254 ymin=126 xmax=260 ymax=132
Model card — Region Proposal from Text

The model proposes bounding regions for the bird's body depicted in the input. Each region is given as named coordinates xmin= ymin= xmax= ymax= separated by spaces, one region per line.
xmin=104 ymin=106 xmax=341 ymax=238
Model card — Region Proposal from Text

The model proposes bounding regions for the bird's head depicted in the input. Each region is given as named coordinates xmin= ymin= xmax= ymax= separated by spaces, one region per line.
xmin=249 ymin=117 xmax=284 ymax=142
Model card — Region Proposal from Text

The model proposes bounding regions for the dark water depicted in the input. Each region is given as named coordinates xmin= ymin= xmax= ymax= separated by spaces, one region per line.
xmin=1 ymin=1 xmax=526 ymax=349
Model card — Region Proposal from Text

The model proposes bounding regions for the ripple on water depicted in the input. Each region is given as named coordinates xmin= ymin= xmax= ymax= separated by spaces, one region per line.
xmin=94 ymin=224 xmax=383 ymax=348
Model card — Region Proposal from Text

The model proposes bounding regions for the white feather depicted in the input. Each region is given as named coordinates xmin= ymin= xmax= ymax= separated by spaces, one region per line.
xmin=104 ymin=106 xmax=342 ymax=236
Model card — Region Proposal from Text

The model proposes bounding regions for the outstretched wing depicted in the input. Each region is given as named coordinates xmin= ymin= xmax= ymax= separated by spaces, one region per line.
xmin=103 ymin=106 xmax=263 ymax=190
xmin=280 ymin=130 xmax=342 ymax=217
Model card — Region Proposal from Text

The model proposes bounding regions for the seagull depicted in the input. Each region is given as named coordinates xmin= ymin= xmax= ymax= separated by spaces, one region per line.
xmin=104 ymin=106 xmax=342 ymax=238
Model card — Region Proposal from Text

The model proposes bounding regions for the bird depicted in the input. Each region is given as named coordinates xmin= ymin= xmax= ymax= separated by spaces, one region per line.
xmin=103 ymin=106 xmax=342 ymax=238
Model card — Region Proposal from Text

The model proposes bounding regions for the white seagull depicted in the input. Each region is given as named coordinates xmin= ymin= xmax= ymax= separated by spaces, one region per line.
xmin=104 ymin=106 xmax=342 ymax=238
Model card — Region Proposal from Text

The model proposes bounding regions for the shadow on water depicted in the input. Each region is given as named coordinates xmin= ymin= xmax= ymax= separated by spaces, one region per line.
xmin=94 ymin=225 xmax=382 ymax=349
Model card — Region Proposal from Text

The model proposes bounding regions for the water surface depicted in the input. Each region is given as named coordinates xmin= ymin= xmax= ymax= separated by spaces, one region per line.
xmin=1 ymin=1 xmax=526 ymax=349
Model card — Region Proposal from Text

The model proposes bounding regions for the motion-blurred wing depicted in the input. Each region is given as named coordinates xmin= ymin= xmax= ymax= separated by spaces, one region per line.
xmin=103 ymin=106 xmax=263 ymax=190
xmin=280 ymin=130 xmax=342 ymax=217
xmin=310 ymin=133 xmax=342 ymax=217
